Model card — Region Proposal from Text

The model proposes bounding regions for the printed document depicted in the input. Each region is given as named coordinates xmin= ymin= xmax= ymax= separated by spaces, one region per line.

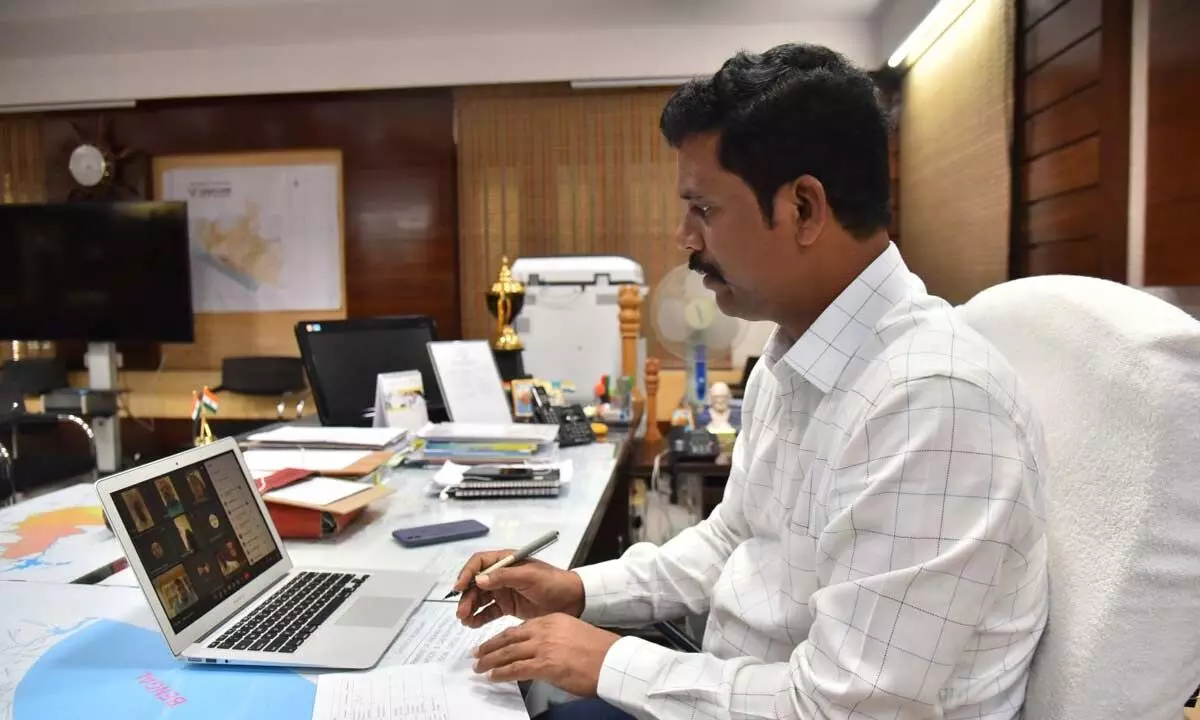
xmin=311 ymin=661 xmax=529 ymax=720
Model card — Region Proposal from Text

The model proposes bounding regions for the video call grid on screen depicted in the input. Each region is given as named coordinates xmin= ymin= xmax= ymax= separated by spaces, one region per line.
xmin=111 ymin=451 xmax=283 ymax=633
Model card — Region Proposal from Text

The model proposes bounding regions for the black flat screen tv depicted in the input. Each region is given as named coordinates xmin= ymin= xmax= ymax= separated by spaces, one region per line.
xmin=0 ymin=201 xmax=194 ymax=342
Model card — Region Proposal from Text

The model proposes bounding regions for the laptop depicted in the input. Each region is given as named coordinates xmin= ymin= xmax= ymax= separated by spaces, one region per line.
xmin=95 ymin=436 xmax=436 ymax=670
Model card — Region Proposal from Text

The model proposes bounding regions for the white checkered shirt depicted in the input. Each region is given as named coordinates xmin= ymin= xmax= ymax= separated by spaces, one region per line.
xmin=575 ymin=243 xmax=1049 ymax=720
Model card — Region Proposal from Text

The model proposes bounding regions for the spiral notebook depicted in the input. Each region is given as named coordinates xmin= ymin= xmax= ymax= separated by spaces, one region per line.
xmin=444 ymin=476 xmax=561 ymax=499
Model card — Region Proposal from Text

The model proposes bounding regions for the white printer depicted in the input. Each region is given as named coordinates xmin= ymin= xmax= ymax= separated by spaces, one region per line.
xmin=510 ymin=256 xmax=647 ymax=401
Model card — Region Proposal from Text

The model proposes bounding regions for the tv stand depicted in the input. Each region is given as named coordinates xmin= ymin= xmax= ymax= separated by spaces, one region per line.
xmin=84 ymin=342 xmax=121 ymax=473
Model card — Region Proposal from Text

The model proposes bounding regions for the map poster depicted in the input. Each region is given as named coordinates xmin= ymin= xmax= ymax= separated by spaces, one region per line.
xmin=0 ymin=483 xmax=125 ymax=583
xmin=0 ymin=583 xmax=315 ymax=720
xmin=157 ymin=152 xmax=343 ymax=314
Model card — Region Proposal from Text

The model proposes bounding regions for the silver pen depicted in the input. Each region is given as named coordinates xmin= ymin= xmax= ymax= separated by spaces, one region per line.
xmin=443 ymin=530 xmax=559 ymax=599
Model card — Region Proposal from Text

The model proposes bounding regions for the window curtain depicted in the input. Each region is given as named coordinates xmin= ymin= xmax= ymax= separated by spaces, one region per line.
xmin=900 ymin=0 xmax=1015 ymax=303
xmin=455 ymin=85 xmax=705 ymax=367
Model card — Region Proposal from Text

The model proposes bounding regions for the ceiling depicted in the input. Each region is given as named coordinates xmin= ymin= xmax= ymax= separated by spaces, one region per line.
xmin=0 ymin=0 xmax=903 ymax=107
xmin=0 ymin=0 xmax=887 ymax=58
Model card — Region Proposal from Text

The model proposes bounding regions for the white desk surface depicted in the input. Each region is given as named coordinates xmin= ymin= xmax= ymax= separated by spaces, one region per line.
xmin=5 ymin=436 xmax=631 ymax=719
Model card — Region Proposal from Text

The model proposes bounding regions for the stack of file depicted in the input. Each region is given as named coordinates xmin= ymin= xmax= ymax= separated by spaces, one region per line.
xmin=414 ymin=423 xmax=559 ymax=465
xmin=240 ymin=426 xmax=408 ymax=478
xmin=243 ymin=425 xmax=408 ymax=449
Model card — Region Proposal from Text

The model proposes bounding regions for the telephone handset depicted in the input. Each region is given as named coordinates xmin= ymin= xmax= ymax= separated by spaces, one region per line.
xmin=531 ymin=386 xmax=596 ymax=447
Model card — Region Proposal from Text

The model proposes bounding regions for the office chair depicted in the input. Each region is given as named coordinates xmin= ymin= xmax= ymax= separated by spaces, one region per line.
xmin=0 ymin=440 xmax=14 ymax=507
xmin=0 ymin=368 xmax=97 ymax=495
xmin=958 ymin=275 xmax=1200 ymax=718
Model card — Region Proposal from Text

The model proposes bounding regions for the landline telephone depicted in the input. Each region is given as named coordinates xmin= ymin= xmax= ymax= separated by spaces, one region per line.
xmin=531 ymin=386 xmax=596 ymax=447
xmin=668 ymin=425 xmax=720 ymax=461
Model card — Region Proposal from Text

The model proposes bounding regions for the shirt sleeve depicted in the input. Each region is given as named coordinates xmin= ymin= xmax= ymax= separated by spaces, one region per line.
xmin=591 ymin=375 xmax=1048 ymax=720
xmin=574 ymin=419 xmax=754 ymax=627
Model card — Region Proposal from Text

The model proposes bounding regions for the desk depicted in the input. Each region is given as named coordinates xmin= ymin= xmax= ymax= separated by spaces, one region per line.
xmin=104 ymin=436 xmax=631 ymax=592
xmin=2 ymin=432 xmax=635 ymax=719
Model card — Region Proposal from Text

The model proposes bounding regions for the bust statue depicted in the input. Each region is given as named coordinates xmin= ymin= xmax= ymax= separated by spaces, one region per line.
xmin=706 ymin=381 xmax=735 ymax=433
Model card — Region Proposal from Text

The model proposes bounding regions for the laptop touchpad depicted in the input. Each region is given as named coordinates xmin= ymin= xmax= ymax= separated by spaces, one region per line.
xmin=336 ymin=596 xmax=412 ymax=628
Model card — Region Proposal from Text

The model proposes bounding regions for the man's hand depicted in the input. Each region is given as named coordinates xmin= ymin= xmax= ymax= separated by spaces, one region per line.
xmin=473 ymin=613 xmax=620 ymax=697
xmin=454 ymin=550 xmax=585 ymax=627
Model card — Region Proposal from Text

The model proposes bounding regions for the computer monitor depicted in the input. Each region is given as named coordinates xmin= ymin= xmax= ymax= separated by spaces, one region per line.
xmin=295 ymin=316 xmax=444 ymax=427
xmin=0 ymin=201 xmax=194 ymax=342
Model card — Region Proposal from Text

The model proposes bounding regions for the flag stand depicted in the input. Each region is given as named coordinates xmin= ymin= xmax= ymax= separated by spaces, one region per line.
xmin=191 ymin=387 xmax=220 ymax=447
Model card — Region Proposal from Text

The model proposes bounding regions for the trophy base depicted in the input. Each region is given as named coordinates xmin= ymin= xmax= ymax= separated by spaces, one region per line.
xmin=494 ymin=324 xmax=524 ymax=351
xmin=492 ymin=349 xmax=528 ymax=383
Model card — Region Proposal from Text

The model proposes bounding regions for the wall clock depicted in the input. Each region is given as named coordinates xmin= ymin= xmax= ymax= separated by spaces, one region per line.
xmin=62 ymin=116 xmax=147 ymax=201
xmin=68 ymin=143 xmax=111 ymax=188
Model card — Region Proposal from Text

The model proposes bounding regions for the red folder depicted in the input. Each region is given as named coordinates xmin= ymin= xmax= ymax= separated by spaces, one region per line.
xmin=254 ymin=468 xmax=392 ymax=539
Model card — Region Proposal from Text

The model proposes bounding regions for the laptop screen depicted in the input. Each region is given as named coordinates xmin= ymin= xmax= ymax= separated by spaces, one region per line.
xmin=109 ymin=450 xmax=283 ymax=633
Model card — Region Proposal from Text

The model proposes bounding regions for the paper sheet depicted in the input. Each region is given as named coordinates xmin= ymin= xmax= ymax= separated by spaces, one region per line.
xmin=384 ymin=601 xmax=521 ymax=666
xmin=426 ymin=342 xmax=514 ymax=425
xmin=417 ymin=540 xmax=501 ymax=599
xmin=264 ymin=477 xmax=370 ymax=506
xmin=242 ymin=449 xmax=372 ymax=473
xmin=246 ymin=426 xmax=406 ymax=448
xmin=312 ymin=661 xmax=529 ymax=720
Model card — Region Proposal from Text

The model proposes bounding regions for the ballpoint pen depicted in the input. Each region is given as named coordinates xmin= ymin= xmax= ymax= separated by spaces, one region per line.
xmin=443 ymin=530 xmax=560 ymax=599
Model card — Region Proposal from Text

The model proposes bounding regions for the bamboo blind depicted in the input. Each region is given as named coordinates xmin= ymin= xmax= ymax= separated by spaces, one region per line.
xmin=455 ymin=84 xmax=694 ymax=365
xmin=900 ymin=0 xmax=1014 ymax=303
xmin=0 ymin=117 xmax=45 ymax=204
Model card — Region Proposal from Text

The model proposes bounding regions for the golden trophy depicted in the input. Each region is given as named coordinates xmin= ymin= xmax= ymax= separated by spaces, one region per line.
xmin=486 ymin=256 xmax=527 ymax=381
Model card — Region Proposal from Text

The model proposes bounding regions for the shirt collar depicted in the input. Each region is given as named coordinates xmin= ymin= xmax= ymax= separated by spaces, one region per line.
xmin=762 ymin=242 xmax=913 ymax=394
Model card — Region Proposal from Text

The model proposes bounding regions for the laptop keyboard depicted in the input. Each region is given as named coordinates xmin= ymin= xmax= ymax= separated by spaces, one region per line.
xmin=209 ymin=571 xmax=369 ymax=654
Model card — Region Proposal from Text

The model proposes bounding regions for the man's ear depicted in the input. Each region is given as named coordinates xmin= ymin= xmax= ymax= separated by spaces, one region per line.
xmin=783 ymin=175 xmax=828 ymax=248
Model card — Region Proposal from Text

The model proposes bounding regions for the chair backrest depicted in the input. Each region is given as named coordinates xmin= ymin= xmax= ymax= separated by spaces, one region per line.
xmin=957 ymin=275 xmax=1200 ymax=719
xmin=0 ymin=367 xmax=27 ymax=424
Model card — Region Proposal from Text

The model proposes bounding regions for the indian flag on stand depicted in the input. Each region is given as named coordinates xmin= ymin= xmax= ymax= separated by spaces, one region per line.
xmin=200 ymin=387 xmax=220 ymax=415
xmin=192 ymin=387 xmax=220 ymax=420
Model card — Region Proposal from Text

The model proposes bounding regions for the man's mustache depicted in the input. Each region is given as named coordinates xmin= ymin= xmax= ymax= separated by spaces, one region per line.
xmin=689 ymin=253 xmax=724 ymax=283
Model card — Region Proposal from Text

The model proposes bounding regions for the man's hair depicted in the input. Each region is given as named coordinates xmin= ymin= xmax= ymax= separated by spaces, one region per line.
xmin=660 ymin=43 xmax=891 ymax=238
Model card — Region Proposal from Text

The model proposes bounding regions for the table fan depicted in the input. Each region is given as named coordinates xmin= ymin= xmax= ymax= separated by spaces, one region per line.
xmin=650 ymin=263 xmax=746 ymax=414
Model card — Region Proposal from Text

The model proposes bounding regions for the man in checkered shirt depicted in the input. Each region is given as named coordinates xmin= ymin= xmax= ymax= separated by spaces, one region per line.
xmin=455 ymin=42 xmax=1049 ymax=720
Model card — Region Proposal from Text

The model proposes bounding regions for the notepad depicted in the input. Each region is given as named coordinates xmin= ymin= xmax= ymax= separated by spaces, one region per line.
xmin=444 ymin=476 xmax=561 ymax=500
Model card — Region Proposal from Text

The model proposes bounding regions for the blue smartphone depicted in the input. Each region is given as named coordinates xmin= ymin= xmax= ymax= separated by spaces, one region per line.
xmin=392 ymin=519 xmax=490 ymax=548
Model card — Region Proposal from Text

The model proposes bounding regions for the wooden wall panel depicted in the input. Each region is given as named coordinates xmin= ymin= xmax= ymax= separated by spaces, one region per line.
xmin=1144 ymin=196 xmax=1200 ymax=285
xmin=36 ymin=90 xmax=458 ymax=369
xmin=1145 ymin=0 xmax=1200 ymax=285
xmin=1025 ymin=31 xmax=1102 ymax=114
xmin=1027 ymin=236 xmax=1102 ymax=275
xmin=1026 ymin=0 xmax=1072 ymax=27
xmin=1025 ymin=0 xmax=1103 ymax=69
xmin=1023 ymin=187 xmax=1099 ymax=243
xmin=1024 ymin=135 xmax=1099 ymax=201
xmin=1014 ymin=0 xmax=1129 ymax=281
xmin=1024 ymin=84 xmax=1100 ymax=157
